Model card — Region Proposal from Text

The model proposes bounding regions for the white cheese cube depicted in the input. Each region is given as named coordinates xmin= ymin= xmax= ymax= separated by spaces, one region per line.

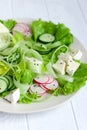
xmin=53 ymin=60 xmax=66 ymax=75
xmin=26 ymin=57 xmax=42 ymax=73
xmin=66 ymin=59 xmax=80 ymax=76
xmin=4 ymin=88 xmax=20 ymax=104
xmin=0 ymin=22 xmax=9 ymax=33
xmin=58 ymin=53 xmax=72 ymax=62
xmin=70 ymin=49 xmax=82 ymax=60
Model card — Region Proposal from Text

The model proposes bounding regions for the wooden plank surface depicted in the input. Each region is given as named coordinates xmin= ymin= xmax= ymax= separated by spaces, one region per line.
xmin=77 ymin=0 xmax=87 ymax=23
xmin=0 ymin=113 xmax=28 ymax=130
xmin=27 ymin=103 xmax=77 ymax=130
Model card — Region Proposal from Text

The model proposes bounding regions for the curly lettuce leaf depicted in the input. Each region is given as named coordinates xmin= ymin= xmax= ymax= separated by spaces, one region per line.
xmin=55 ymin=23 xmax=73 ymax=46
xmin=19 ymin=92 xmax=39 ymax=104
xmin=55 ymin=23 xmax=70 ymax=40
xmin=0 ymin=19 xmax=16 ymax=32
xmin=31 ymin=19 xmax=57 ymax=41
xmin=31 ymin=19 xmax=46 ymax=41
xmin=55 ymin=63 xmax=87 ymax=95
xmin=74 ymin=63 xmax=87 ymax=79
xmin=45 ymin=21 xmax=56 ymax=35
xmin=60 ymin=34 xmax=73 ymax=46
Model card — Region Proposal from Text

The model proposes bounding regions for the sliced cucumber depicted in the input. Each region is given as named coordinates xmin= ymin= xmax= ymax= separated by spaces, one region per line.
xmin=39 ymin=33 xmax=55 ymax=43
xmin=4 ymin=75 xmax=13 ymax=90
xmin=0 ymin=78 xmax=8 ymax=93
xmin=0 ymin=76 xmax=9 ymax=87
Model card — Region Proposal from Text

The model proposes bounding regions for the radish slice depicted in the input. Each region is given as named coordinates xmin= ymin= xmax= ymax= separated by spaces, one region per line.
xmin=29 ymin=84 xmax=46 ymax=96
xmin=39 ymin=84 xmax=48 ymax=91
xmin=13 ymin=23 xmax=31 ymax=36
xmin=43 ymin=80 xmax=58 ymax=90
xmin=46 ymin=76 xmax=54 ymax=84
xmin=17 ymin=23 xmax=29 ymax=32
xmin=34 ymin=75 xmax=49 ymax=84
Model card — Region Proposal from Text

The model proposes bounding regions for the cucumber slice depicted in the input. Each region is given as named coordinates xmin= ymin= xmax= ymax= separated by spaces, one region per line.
xmin=0 ymin=77 xmax=9 ymax=87
xmin=4 ymin=76 xmax=13 ymax=90
xmin=39 ymin=33 xmax=55 ymax=43
xmin=0 ymin=78 xmax=8 ymax=93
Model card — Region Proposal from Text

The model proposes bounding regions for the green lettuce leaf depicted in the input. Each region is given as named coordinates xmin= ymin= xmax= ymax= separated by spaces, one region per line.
xmin=19 ymin=92 xmax=39 ymax=104
xmin=12 ymin=32 xmax=25 ymax=44
xmin=74 ymin=63 xmax=87 ymax=79
xmin=31 ymin=19 xmax=45 ymax=41
xmin=14 ymin=59 xmax=35 ymax=84
xmin=55 ymin=23 xmax=70 ymax=40
xmin=0 ymin=19 xmax=16 ymax=32
xmin=55 ymin=23 xmax=73 ymax=46
xmin=45 ymin=21 xmax=56 ymax=35
xmin=55 ymin=63 xmax=87 ymax=95
xmin=60 ymin=34 xmax=73 ymax=46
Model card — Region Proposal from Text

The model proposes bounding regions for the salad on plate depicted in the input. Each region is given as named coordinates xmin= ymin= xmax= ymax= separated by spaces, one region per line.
xmin=0 ymin=19 xmax=87 ymax=104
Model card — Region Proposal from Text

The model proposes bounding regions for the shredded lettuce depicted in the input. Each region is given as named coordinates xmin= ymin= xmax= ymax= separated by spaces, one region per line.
xmin=14 ymin=59 xmax=35 ymax=84
xmin=0 ymin=61 xmax=9 ymax=76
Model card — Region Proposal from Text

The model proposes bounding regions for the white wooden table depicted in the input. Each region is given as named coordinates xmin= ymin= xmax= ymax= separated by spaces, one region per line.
xmin=0 ymin=0 xmax=87 ymax=130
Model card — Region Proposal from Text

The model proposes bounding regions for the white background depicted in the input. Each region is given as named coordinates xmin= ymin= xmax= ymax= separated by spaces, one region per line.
xmin=0 ymin=0 xmax=87 ymax=130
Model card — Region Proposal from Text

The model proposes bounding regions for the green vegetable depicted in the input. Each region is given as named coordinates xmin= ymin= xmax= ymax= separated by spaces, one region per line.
xmin=46 ymin=62 xmax=56 ymax=78
xmin=19 ymin=92 xmax=39 ymax=103
xmin=14 ymin=59 xmax=35 ymax=84
xmin=0 ymin=77 xmax=8 ymax=93
xmin=0 ymin=61 xmax=9 ymax=76
xmin=56 ymin=63 xmax=87 ymax=95
xmin=51 ymin=45 xmax=68 ymax=63
xmin=62 ymin=78 xmax=86 ymax=95
xmin=12 ymin=31 xmax=25 ymax=43
xmin=39 ymin=33 xmax=55 ymax=43
xmin=0 ymin=33 xmax=11 ymax=51
xmin=0 ymin=19 xmax=16 ymax=32
xmin=25 ymin=49 xmax=43 ymax=61
xmin=55 ymin=23 xmax=73 ymax=46
xmin=45 ymin=21 xmax=56 ymax=35
xmin=0 ymin=91 xmax=10 ymax=97
xmin=7 ymin=47 xmax=21 ymax=64
xmin=74 ymin=63 xmax=87 ymax=79
xmin=14 ymin=79 xmax=30 ymax=94
xmin=55 ymin=23 xmax=70 ymax=40
xmin=60 ymin=33 xmax=73 ymax=46
xmin=31 ymin=19 xmax=45 ymax=41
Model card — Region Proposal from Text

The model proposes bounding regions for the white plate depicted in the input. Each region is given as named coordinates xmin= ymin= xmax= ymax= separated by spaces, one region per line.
xmin=0 ymin=19 xmax=87 ymax=114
